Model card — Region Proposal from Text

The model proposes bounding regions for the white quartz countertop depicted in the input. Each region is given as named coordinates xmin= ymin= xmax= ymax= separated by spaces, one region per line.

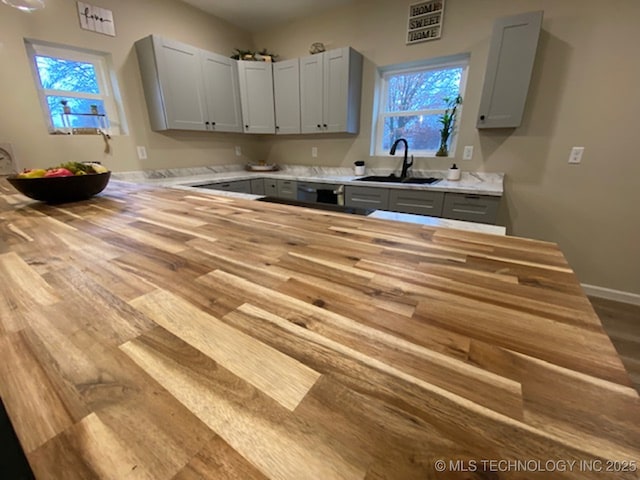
xmin=113 ymin=165 xmax=504 ymax=196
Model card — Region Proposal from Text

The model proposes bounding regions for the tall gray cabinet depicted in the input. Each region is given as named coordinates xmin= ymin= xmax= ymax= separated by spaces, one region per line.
xmin=135 ymin=35 xmax=243 ymax=133
xmin=237 ymin=61 xmax=276 ymax=134
xmin=300 ymin=47 xmax=363 ymax=134
xmin=476 ymin=11 xmax=543 ymax=129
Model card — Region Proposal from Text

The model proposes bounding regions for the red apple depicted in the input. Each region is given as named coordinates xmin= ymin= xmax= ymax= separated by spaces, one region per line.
xmin=44 ymin=168 xmax=74 ymax=178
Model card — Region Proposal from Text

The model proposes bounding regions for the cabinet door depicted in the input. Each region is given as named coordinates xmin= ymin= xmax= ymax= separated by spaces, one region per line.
xmin=323 ymin=48 xmax=349 ymax=133
xmin=299 ymin=54 xmax=324 ymax=134
xmin=273 ymin=59 xmax=301 ymax=134
xmin=442 ymin=193 xmax=500 ymax=224
xmin=345 ymin=186 xmax=389 ymax=210
xmin=250 ymin=178 xmax=265 ymax=195
xmin=201 ymin=51 xmax=243 ymax=133
xmin=264 ymin=179 xmax=278 ymax=196
xmin=151 ymin=36 xmax=207 ymax=131
xmin=389 ymin=189 xmax=444 ymax=217
xmin=477 ymin=11 xmax=543 ymax=129
xmin=237 ymin=61 xmax=275 ymax=134
xmin=277 ymin=179 xmax=297 ymax=200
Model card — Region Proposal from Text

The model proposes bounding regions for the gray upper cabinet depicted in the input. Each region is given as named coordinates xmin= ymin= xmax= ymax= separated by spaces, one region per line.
xmin=300 ymin=47 xmax=363 ymax=134
xmin=237 ymin=61 xmax=275 ymax=134
xmin=273 ymin=59 xmax=301 ymax=134
xmin=135 ymin=35 xmax=243 ymax=132
xmin=476 ymin=11 xmax=543 ymax=129
xmin=201 ymin=51 xmax=243 ymax=132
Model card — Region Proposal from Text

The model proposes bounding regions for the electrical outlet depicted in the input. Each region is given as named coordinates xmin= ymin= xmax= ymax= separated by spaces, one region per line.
xmin=234 ymin=146 xmax=242 ymax=156
xmin=463 ymin=146 xmax=474 ymax=160
xmin=569 ymin=146 xmax=584 ymax=164
xmin=312 ymin=147 xmax=318 ymax=158
xmin=136 ymin=146 xmax=147 ymax=160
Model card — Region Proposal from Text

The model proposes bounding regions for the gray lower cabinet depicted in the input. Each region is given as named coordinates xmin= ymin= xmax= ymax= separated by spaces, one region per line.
xmin=250 ymin=178 xmax=265 ymax=195
xmin=345 ymin=186 xmax=389 ymax=210
xmin=388 ymin=189 xmax=444 ymax=217
xmin=264 ymin=179 xmax=278 ymax=196
xmin=442 ymin=193 xmax=500 ymax=224
xmin=197 ymin=180 xmax=251 ymax=194
xmin=277 ymin=179 xmax=297 ymax=200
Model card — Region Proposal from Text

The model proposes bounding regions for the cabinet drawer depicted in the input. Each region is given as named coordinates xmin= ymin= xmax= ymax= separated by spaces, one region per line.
xmin=250 ymin=178 xmax=265 ymax=195
xmin=345 ymin=186 xmax=389 ymax=210
xmin=442 ymin=193 xmax=500 ymax=224
xmin=197 ymin=180 xmax=251 ymax=193
xmin=389 ymin=189 xmax=444 ymax=217
xmin=277 ymin=179 xmax=297 ymax=199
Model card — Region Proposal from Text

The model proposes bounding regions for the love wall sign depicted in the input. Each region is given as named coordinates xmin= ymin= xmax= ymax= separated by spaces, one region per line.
xmin=406 ymin=0 xmax=445 ymax=45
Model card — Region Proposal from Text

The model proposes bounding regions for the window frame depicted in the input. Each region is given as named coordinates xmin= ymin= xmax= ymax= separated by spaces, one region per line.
xmin=372 ymin=54 xmax=469 ymax=157
xmin=25 ymin=39 xmax=124 ymax=135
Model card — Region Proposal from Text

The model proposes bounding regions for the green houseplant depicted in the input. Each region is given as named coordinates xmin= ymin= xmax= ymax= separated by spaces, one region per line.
xmin=435 ymin=95 xmax=462 ymax=157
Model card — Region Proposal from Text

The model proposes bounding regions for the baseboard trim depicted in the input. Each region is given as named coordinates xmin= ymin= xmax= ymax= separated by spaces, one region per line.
xmin=582 ymin=284 xmax=640 ymax=306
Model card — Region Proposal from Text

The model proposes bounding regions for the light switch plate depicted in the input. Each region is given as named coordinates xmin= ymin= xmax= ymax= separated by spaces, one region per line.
xmin=234 ymin=146 xmax=242 ymax=156
xmin=312 ymin=147 xmax=318 ymax=158
xmin=463 ymin=145 xmax=474 ymax=160
xmin=569 ymin=146 xmax=584 ymax=164
xmin=136 ymin=146 xmax=147 ymax=160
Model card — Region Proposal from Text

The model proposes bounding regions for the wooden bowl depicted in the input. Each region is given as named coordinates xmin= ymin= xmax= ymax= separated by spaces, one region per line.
xmin=7 ymin=172 xmax=111 ymax=203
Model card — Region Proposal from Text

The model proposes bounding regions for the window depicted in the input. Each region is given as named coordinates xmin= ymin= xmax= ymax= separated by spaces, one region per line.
xmin=372 ymin=54 xmax=469 ymax=157
xmin=25 ymin=40 xmax=124 ymax=135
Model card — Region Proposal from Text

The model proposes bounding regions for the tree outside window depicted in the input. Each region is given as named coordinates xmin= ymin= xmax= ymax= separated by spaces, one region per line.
xmin=25 ymin=40 xmax=122 ymax=134
xmin=374 ymin=56 xmax=468 ymax=156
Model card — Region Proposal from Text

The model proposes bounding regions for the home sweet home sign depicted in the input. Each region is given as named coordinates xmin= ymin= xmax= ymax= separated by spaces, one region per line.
xmin=406 ymin=0 xmax=445 ymax=44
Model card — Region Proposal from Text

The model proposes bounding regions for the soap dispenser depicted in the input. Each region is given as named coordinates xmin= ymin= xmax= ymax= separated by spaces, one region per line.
xmin=447 ymin=163 xmax=461 ymax=181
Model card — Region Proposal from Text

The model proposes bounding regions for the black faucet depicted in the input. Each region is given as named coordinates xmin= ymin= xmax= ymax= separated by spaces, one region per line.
xmin=389 ymin=138 xmax=413 ymax=178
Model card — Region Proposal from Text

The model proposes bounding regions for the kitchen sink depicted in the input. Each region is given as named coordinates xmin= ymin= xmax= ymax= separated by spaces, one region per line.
xmin=355 ymin=175 xmax=440 ymax=185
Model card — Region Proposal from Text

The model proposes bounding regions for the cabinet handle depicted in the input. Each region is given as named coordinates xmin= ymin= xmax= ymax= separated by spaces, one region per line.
xmin=275 ymin=126 xmax=280 ymax=130
xmin=245 ymin=125 xmax=249 ymax=129
xmin=317 ymin=124 xmax=321 ymax=128
xmin=479 ymin=115 xmax=485 ymax=121
xmin=323 ymin=123 xmax=327 ymax=128
xmin=464 ymin=195 xmax=481 ymax=200
xmin=205 ymin=121 xmax=210 ymax=125
xmin=212 ymin=122 xmax=216 ymax=126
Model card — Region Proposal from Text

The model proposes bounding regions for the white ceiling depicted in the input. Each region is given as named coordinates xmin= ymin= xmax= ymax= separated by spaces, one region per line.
xmin=179 ymin=0 xmax=356 ymax=33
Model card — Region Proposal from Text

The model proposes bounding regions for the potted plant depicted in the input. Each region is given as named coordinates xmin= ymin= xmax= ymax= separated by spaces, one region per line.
xmin=231 ymin=48 xmax=255 ymax=60
xmin=435 ymin=95 xmax=462 ymax=157
xmin=60 ymin=99 xmax=71 ymax=114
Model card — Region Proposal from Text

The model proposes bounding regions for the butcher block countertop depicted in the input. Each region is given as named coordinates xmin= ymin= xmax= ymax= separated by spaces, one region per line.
xmin=0 ymin=179 xmax=638 ymax=479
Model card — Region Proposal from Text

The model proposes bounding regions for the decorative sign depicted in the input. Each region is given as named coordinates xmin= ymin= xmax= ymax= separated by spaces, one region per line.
xmin=406 ymin=0 xmax=445 ymax=45
xmin=77 ymin=2 xmax=116 ymax=37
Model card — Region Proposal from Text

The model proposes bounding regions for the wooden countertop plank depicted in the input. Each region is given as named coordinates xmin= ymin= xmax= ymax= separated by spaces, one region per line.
xmin=28 ymin=412 xmax=154 ymax=480
xmin=129 ymin=289 xmax=321 ymax=411
xmin=120 ymin=326 xmax=368 ymax=480
xmin=173 ymin=435 xmax=269 ymax=480
xmin=358 ymin=258 xmax=601 ymax=329
xmin=274 ymin=277 xmax=467 ymax=359
xmin=414 ymin=295 xmax=630 ymax=385
xmin=201 ymin=270 xmax=523 ymax=418
xmin=0 ymin=331 xmax=77 ymax=453
xmin=223 ymin=304 xmax=634 ymax=472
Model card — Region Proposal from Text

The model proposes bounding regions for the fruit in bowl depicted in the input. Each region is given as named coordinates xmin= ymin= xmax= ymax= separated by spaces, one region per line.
xmin=8 ymin=162 xmax=111 ymax=203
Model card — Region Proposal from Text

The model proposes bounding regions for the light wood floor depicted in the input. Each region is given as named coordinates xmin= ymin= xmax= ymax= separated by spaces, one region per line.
xmin=590 ymin=296 xmax=640 ymax=393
